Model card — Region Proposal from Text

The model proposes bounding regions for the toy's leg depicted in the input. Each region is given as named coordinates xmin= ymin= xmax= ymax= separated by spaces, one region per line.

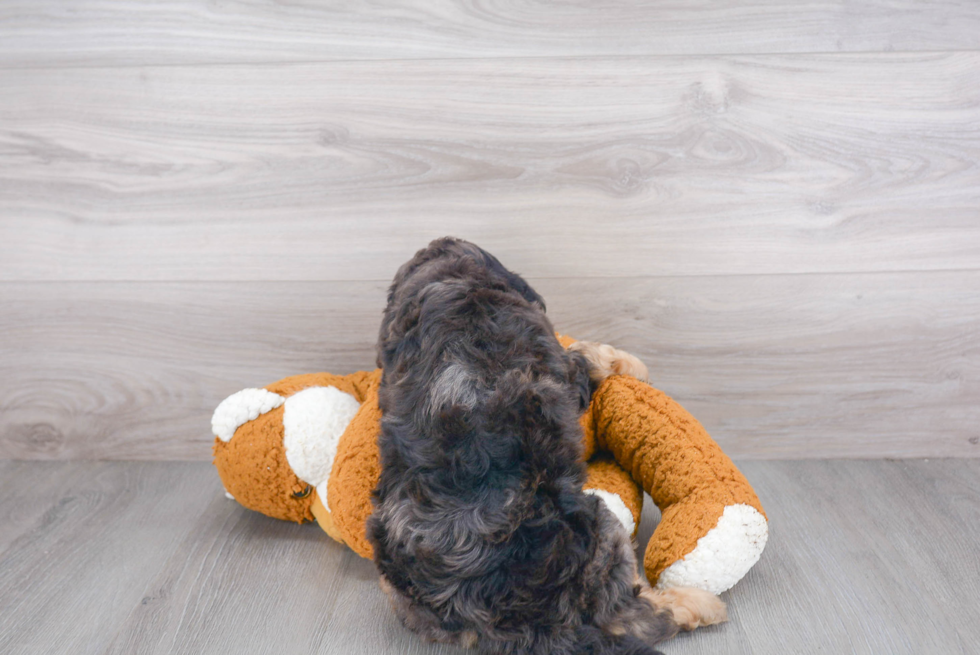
xmin=583 ymin=455 xmax=643 ymax=538
xmin=590 ymin=376 xmax=768 ymax=594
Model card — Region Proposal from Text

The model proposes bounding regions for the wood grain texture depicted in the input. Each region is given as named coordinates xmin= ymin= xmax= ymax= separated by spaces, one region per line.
xmin=1 ymin=460 xmax=977 ymax=654
xmin=0 ymin=462 xmax=220 ymax=655
xmin=0 ymin=461 xmax=94 ymax=559
xmin=2 ymin=1 xmax=979 ymax=68
xmin=658 ymin=459 xmax=980 ymax=654
xmin=2 ymin=272 xmax=977 ymax=461
xmin=0 ymin=280 xmax=388 ymax=460
xmin=2 ymin=53 xmax=978 ymax=281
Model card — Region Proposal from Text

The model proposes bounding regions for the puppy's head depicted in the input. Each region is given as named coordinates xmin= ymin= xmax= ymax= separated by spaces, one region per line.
xmin=377 ymin=237 xmax=546 ymax=368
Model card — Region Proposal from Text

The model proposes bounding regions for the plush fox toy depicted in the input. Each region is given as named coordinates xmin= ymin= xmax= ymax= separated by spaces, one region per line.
xmin=212 ymin=336 xmax=767 ymax=595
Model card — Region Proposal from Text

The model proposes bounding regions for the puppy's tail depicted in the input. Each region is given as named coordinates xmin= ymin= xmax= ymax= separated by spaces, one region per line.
xmin=570 ymin=625 xmax=665 ymax=655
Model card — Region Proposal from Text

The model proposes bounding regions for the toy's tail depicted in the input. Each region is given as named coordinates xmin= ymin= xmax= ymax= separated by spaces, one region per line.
xmin=570 ymin=625 xmax=665 ymax=655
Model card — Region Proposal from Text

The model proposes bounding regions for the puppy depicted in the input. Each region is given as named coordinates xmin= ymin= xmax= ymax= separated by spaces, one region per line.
xmin=368 ymin=238 xmax=725 ymax=655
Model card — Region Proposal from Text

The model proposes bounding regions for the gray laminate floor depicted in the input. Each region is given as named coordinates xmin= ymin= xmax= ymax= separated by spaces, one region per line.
xmin=1 ymin=459 xmax=977 ymax=655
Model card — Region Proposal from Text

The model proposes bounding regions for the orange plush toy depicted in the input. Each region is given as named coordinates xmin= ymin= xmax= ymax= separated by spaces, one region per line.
xmin=212 ymin=338 xmax=767 ymax=595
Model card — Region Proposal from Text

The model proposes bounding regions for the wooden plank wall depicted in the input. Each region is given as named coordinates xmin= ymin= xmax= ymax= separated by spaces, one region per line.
xmin=1 ymin=2 xmax=978 ymax=460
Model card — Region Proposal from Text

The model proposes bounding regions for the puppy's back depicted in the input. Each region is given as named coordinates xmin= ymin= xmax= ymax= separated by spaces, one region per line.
xmin=370 ymin=238 xmax=671 ymax=655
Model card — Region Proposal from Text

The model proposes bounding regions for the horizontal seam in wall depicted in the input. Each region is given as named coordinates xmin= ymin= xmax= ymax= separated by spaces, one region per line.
xmin=2 ymin=267 xmax=980 ymax=285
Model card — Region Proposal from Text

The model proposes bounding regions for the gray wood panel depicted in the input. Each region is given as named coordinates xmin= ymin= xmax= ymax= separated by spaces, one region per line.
xmin=2 ymin=271 xmax=977 ymax=461
xmin=1 ymin=460 xmax=977 ymax=654
xmin=0 ymin=462 xmax=221 ymax=655
xmin=2 ymin=53 xmax=978 ymax=281
xmin=2 ymin=1 xmax=979 ymax=67
xmin=0 ymin=460 xmax=94 ymax=558
xmin=0 ymin=280 xmax=388 ymax=460
xmin=676 ymin=459 xmax=980 ymax=654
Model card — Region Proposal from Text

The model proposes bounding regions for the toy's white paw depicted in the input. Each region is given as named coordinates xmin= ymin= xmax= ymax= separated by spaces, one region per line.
xmin=657 ymin=504 xmax=768 ymax=595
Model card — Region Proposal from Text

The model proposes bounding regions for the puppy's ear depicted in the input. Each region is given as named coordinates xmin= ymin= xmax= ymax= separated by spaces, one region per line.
xmin=377 ymin=298 xmax=421 ymax=370
xmin=566 ymin=350 xmax=596 ymax=412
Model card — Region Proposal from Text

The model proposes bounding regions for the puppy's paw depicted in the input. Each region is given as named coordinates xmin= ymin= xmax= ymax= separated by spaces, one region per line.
xmin=640 ymin=586 xmax=728 ymax=631
xmin=568 ymin=341 xmax=650 ymax=383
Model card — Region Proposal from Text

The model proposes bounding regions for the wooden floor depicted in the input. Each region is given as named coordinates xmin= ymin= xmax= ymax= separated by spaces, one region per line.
xmin=1 ymin=459 xmax=977 ymax=655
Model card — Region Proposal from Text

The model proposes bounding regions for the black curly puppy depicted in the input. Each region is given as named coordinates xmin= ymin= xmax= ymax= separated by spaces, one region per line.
xmin=368 ymin=238 xmax=724 ymax=655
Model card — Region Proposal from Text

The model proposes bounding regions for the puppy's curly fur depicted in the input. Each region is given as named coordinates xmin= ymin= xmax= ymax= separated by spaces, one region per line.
xmin=368 ymin=238 xmax=724 ymax=655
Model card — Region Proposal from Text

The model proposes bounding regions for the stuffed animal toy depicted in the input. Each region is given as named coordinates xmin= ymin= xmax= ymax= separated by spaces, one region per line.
xmin=212 ymin=337 xmax=767 ymax=595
